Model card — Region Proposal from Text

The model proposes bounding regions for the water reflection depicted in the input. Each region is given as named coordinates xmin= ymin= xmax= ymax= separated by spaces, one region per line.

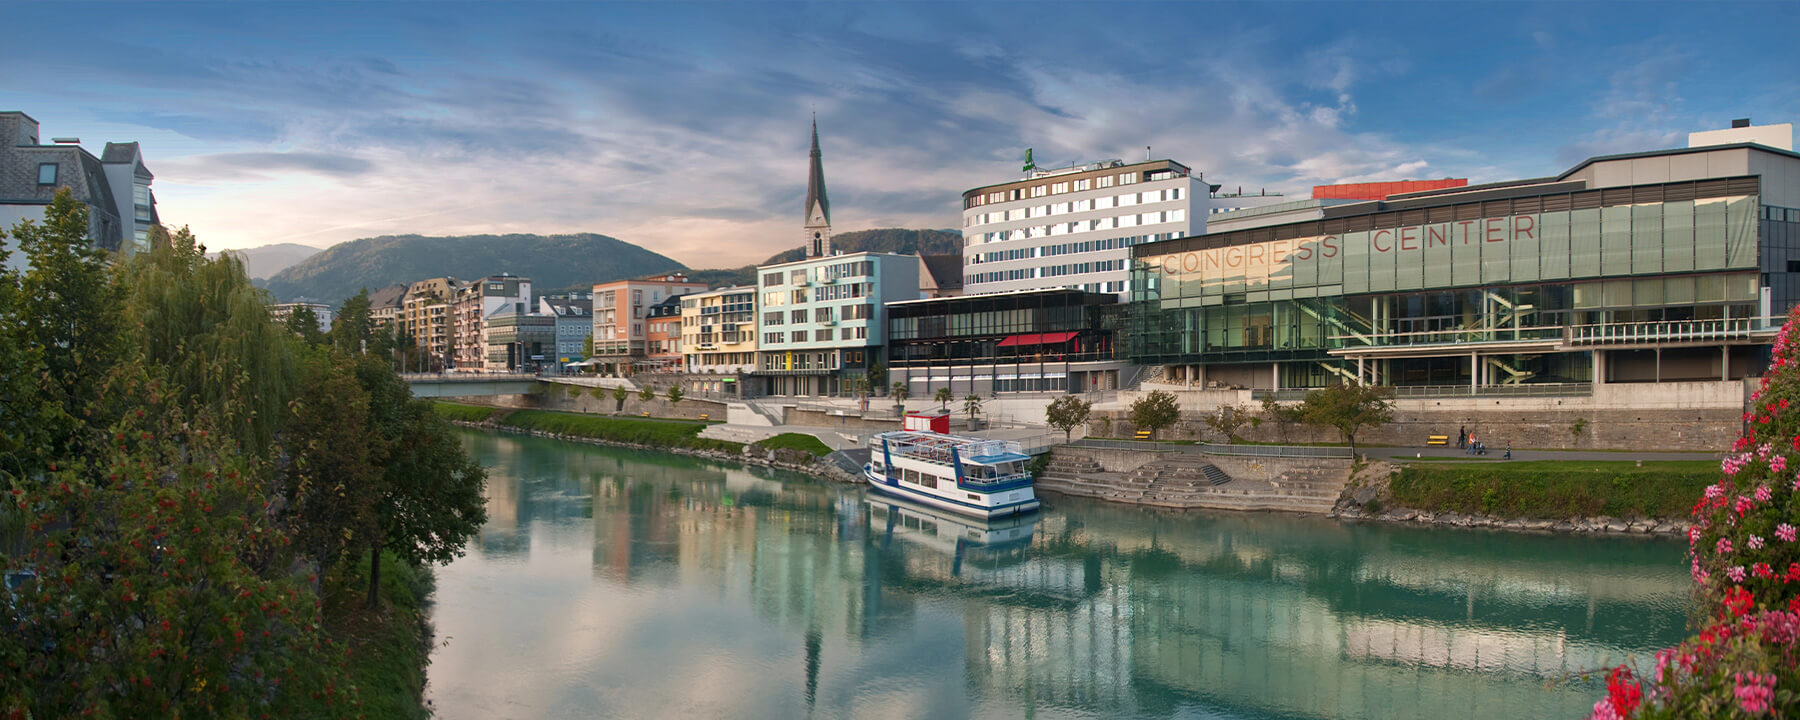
xmin=429 ymin=431 xmax=1691 ymax=720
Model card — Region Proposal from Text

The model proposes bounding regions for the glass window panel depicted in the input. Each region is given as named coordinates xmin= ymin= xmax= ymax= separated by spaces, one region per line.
xmin=1343 ymin=231 xmax=1369 ymax=294
xmin=1727 ymin=196 xmax=1760 ymax=269
xmin=1601 ymin=205 xmax=1633 ymax=277
xmin=1663 ymin=200 xmax=1695 ymax=273
xmin=1665 ymin=276 xmax=1695 ymax=304
xmin=1368 ymin=229 xmax=1397 ymax=292
xmin=1509 ymin=216 xmax=1540 ymax=283
xmin=1573 ymin=282 xmax=1600 ymax=308
xmin=1696 ymin=274 xmax=1725 ymax=302
xmin=1631 ymin=203 xmax=1663 ymax=275
xmin=1289 ymin=236 xmax=1318 ymax=288
xmin=1419 ymin=222 xmax=1452 ymax=289
xmin=1570 ymin=208 xmax=1602 ymax=278
xmin=1634 ymin=278 xmax=1663 ymax=307
xmin=1728 ymin=272 xmax=1758 ymax=302
xmin=1318 ymin=235 xmax=1344 ymax=289
xmin=1604 ymin=280 xmax=1632 ymax=307
xmin=1540 ymin=211 xmax=1571 ymax=279
xmin=1695 ymin=199 xmax=1729 ymax=271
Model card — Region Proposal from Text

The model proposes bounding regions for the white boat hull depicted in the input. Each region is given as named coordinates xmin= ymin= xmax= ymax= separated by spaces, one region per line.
xmin=863 ymin=466 xmax=1039 ymax=519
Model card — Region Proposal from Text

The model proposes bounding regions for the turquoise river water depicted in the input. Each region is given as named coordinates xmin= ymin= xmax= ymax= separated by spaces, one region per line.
xmin=426 ymin=430 xmax=1694 ymax=720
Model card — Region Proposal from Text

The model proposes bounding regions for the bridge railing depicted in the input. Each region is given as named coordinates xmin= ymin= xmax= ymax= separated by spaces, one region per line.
xmin=400 ymin=372 xmax=540 ymax=382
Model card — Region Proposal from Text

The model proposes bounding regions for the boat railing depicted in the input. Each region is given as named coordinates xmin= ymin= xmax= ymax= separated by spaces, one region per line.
xmin=960 ymin=473 xmax=1032 ymax=487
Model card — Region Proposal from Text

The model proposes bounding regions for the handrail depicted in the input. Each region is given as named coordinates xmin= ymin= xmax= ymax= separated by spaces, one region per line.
xmin=401 ymin=372 xmax=539 ymax=381
xmin=1196 ymin=443 xmax=1352 ymax=459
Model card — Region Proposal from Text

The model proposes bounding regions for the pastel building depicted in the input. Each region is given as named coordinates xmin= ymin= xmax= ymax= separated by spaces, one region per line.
xmin=591 ymin=272 xmax=706 ymax=374
xmin=755 ymin=252 xmax=919 ymax=396
xmin=682 ymin=285 xmax=758 ymax=376
xmin=644 ymin=295 xmax=685 ymax=372
xmin=538 ymin=294 xmax=593 ymax=368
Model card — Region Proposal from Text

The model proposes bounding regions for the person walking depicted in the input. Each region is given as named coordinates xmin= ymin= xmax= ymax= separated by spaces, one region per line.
xmin=1458 ymin=425 xmax=1467 ymax=449
xmin=1504 ymin=441 xmax=1513 ymax=460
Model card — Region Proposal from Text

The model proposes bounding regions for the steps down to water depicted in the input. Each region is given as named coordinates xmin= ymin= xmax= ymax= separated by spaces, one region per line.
xmin=698 ymin=424 xmax=784 ymax=445
xmin=1036 ymin=452 xmax=1344 ymax=514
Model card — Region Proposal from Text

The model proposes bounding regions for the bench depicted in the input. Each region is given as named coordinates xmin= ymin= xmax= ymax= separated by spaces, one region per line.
xmin=1426 ymin=435 xmax=1448 ymax=446
xmin=700 ymin=413 xmax=709 ymax=421
xmin=1134 ymin=430 xmax=1153 ymax=440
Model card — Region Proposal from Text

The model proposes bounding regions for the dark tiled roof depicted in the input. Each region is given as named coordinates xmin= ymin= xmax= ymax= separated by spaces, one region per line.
xmin=919 ymin=253 xmax=963 ymax=290
xmin=367 ymin=284 xmax=408 ymax=310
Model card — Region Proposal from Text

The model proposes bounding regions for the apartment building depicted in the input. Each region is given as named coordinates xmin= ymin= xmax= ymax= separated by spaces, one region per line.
xmin=681 ymin=285 xmax=758 ymax=376
xmin=269 ymin=300 xmax=333 ymax=332
xmin=644 ymin=295 xmax=685 ymax=371
xmin=402 ymin=277 xmax=462 ymax=370
xmin=452 ymin=274 xmax=531 ymax=371
xmin=1 ymin=111 xmax=157 ymax=263
xmin=755 ymin=252 xmax=918 ymax=395
xmin=538 ymin=293 xmax=593 ymax=367
xmin=591 ymin=272 xmax=706 ymax=374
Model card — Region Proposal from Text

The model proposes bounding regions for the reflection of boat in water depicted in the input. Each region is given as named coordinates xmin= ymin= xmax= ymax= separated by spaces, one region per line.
xmin=863 ymin=430 xmax=1039 ymax=518
xmin=866 ymin=492 xmax=1040 ymax=578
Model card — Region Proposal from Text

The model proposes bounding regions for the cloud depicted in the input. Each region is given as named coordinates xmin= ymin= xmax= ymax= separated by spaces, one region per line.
xmin=167 ymin=151 xmax=375 ymax=181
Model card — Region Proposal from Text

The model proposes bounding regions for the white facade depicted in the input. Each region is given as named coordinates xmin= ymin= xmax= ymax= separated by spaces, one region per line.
xmin=961 ymin=159 xmax=1204 ymax=300
xmin=1690 ymin=122 xmax=1793 ymax=152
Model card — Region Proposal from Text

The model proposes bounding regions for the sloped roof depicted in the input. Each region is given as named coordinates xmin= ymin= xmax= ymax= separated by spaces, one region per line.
xmin=805 ymin=118 xmax=829 ymax=224
xmin=367 ymin=284 xmax=408 ymax=310
xmin=919 ymin=253 xmax=963 ymax=290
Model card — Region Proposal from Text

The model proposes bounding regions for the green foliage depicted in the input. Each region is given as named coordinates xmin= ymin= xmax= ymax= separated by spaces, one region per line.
xmin=963 ymin=394 xmax=983 ymax=421
xmin=637 ymin=385 xmax=655 ymax=403
xmin=285 ymin=304 xmax=326 ymax=344
xmin=499 ymin=409 xmax=739 ymax=452
xmin=934 ymin=387 xmax=954 ymax=410
xmin=1129 ymin=390 xmax=1181 ymax=439
xmin=331 ymin=288 xmax=374 ymax=355
xmin=890 ymin=381 xmax=910 ymax=403
xmin=1202 ymin=403 xmax=1254 ymax=443
xmin=1260 ymin=396 xmax=1303 ymax=443
xmin=611 ymin=385 xmax=630 ymax=412
xmin=325 ymin=551 xmax=433 ymax=720
xmin=282 ymin=350 xmax=381 ymax=571
xmin=431 ymin=401 xmax=496 ymax=422
xmin=1299 ymin=383 xmax=1395 ymax=455
xmin=264 ymin=232 xmax=684 ymax=303
xmin=667 ymin=385 xmax=684 ymax=404
xmin=1389 ymin=460 xmax=1716 ymax=518
xmin=1571 ymin=417 xmax=1589 ymax=439
xmin=752 ymin=433 xmax=833 ymax=457
xmin=1045 ymin=395 xmax=1093 ymax=441
xmin=581 ymin=333 xmax=594 ymax=359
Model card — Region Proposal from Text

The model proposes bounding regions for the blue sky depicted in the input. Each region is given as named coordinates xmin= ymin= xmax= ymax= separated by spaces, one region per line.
xmin=4 ymin=2 xmax=1796 ymax=266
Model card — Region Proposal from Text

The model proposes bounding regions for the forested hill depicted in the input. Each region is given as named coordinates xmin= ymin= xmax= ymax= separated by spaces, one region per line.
xmin=263 ymin=233 xmax=685 ymax=303
xmin=759 ymin=228 xmax=961 ymax=265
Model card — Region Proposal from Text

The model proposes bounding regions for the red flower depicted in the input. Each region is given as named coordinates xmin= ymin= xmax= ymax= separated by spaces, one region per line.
xmin=1606 ymin=666 xmax=1643 ymax=716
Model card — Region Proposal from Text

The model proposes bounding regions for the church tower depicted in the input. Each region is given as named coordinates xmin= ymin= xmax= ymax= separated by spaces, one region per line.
xmin=803 ymin=117 xmax=832 ymax=258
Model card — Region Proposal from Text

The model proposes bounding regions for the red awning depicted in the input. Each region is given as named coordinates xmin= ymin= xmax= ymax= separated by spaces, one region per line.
xmin=996 ymin=331 xmax=1079 ymax=348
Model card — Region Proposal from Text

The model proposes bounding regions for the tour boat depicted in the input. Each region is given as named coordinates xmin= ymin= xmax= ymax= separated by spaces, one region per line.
xmin=863 ymin=430 xmax=1040 ymax=519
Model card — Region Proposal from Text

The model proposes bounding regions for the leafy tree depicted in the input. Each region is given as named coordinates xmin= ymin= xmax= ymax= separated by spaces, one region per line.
xmin=0 ymin=222 xmax=62 ymax=478
xmin=934 ymin=387 xmax=954 ymax=410
xmin=363 ymin=398 xmax=487 ymax=609
xmin=582 ymin=333 xmax=594 ymax=359
xmin=1260 ymin=395 xmax=1303 ymax=443
xmin=1203 ymin=403 xmax=1256 ymax=444
xmin=0 ymin=368 xmax=356 ymax=717
xmin=120 ymin=225 xmax=300 ymax=456
xmin=852 ymin=376 xmax=871 ymax=401
xmin=280 ymin=350 xmax=380 ymax=572
xmin=638 ymin=385 xmax=655 ymax=403
xmin=963 ymin=394 xmax=983 ymax=423
xmin=1129 ymin=390 xmax=1181 ymax=440
xmin=1045 ymin=395 xmax=1092 ymax=442
xmin=1299 ymin=383 xmax=1395 ymax=457
xmin=612 ymin=386 xmax=630 ymax=412
xmin=330 ymin=289 xmax=373 ymax=355
xmin=890 ymin=381 xmax=910 ymax=404
xmin=10 ymin=188 xmax=124 ymax=455
xmin=667 ymin=385 xmax=684 ymax=404
xmin=285 ymin=304 xmax=325 ymax=344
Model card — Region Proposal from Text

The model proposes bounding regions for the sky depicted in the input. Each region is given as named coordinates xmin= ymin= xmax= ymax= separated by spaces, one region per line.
xmin=4 ymin=1 xmax=1798 ymax=268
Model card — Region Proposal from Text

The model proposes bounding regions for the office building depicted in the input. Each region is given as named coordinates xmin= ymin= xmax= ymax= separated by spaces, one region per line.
xmin=886 ymin=288 xmax=1130 ymax=397
xmin=961 ymin=158 xmax=1204 ymax=299
xmin=485 ymin=310 xmax=555 ymax=372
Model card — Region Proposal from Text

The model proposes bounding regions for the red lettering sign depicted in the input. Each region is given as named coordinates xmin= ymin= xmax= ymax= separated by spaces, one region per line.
xmin=1485 ymin=217 xmax=1504 ymax=243
xmin=1272 ymin=240 xmax=1289 ymax=264
xmin=1513 ymin=215 xmax=1535 ymax=240
xmin=1427 ymin=224 xmax=1447 ymax=247
xmin=1399 ymin=226 xmax=1419 ymax=251
xmin=1456 ymin=220 xmax=1476 ymax=244
xmin=1247 ymin=244 xmax=1266 ymax=266
xmin=1225 ymin=247 xmax=1243 ymax=269
xmin=1182 ymin=252 xmax=1200 ymax=273
xmin=1372 ymin=229 xmax=1393 ymax=253
xmin=1205 ymin=249 xmax=1220 ymax=271
xmin=1321 ymin=236 xmax=1339 ymax=258
xmin=1162 ymin=255 xmax=1179 ymax=275
xmin=1293 ymin=244 xmax=1313 ymax=261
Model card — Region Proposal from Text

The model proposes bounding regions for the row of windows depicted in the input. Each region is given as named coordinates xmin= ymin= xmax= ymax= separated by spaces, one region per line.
xmin=967 ymin=188 xmax=1185 ymax=225
xmin=967 ymin=268 xmax=1037 ymax=285
xmin=760 ymin=352 xmax=843 ymax=371
xmin=1041 ymin=259 xmax=1126 ymax=278
xmin=968 ymin=170 xmax=1153 ymax=208
xmin=760 ymin=261 xmax=876 ymax=287
xmin=974 ymin=211 xmax=1185 ymax=242
xmin=968 ymin=233 xmax=1182 ymax=264
xmin=762 ymin=326 xmax=871 ymax=344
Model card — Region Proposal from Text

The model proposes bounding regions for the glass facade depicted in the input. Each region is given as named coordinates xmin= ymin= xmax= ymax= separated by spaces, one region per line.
xmin=1128 ymin=181 xmax=1778 ymax=387
xmin=887 ymin=290 xmax=1121 ymax=367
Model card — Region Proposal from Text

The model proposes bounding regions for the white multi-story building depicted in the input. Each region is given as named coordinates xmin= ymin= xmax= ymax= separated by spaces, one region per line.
xmin=755 ymin=252 xmax=919 ymax=396
xmin=960 ymin=158 xmax=1205 ymax=299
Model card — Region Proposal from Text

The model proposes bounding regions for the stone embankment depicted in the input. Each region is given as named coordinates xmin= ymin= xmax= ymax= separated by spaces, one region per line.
xmin=1036 ymin=447 xmax=1350 ymax=513
xmin=446 ymin=419 xmax=861 ymax=485
xmin=1327 ymin=461 xmax=1691 ymax=536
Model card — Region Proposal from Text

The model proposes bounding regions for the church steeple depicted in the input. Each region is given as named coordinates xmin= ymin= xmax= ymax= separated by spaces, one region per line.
xmin=804 ymin=116 xmax=832 ymax=258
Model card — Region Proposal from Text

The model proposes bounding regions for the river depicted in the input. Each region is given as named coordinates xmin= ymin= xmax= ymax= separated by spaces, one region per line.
xmin=425 ymin=430 xmax=1693 ymax=719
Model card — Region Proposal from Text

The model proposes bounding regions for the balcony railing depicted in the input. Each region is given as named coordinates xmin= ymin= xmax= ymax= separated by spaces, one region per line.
xmin=1251 ymin=383 xmax=1594 ymax=401
xmin=1569 ymin=317 xmax=1773 ymax=345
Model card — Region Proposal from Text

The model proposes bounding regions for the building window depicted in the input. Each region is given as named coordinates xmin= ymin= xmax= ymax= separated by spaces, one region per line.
xmin=792 ymin=330 xmax=808 ymax=342
xmin=790 ymin=269 xmax=808 ymax=284
xmin=764 ymin=311 xmax=783 ymax=325
xmin=37 ymin=163 xmax=57 ymax=185
xmin=791 ymin=309 xmax=807 ymax=323
xmin=814 ymin=307 xmax=833 ymax=322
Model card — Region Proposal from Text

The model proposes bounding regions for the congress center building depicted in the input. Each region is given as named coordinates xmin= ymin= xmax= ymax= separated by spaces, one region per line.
xmin=1127 ymin=121 xmax=1800 ymax=396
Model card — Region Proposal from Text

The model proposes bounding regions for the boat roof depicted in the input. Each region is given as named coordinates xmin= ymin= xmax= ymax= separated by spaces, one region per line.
xmin=873 ymin=431 xmax=1028 ymax=465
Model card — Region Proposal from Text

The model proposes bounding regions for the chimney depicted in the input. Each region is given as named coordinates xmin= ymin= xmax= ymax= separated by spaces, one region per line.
xmin=1733 ymin=118 xmax=1752 ymax=129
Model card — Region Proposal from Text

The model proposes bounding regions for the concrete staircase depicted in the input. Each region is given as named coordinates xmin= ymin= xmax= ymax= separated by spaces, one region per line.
xmin=726 ymin=402 xmax=778 ymax=427
xmin=698 ymin=424 xmax=783 ymax=445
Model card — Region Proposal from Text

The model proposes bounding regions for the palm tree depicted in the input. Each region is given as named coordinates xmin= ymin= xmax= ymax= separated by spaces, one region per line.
xmin=934 ymin=387 xmax=954 ymax=411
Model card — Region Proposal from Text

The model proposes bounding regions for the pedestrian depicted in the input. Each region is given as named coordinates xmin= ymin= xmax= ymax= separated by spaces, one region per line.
xmin=1458 ymin=425 xmax=1467 ymax=449
xmin=1504 ymin=441 xmax=1512 ymax=460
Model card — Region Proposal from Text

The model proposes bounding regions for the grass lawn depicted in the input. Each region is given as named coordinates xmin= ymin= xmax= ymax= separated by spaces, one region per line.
xmin=323 ymin=552 xmax=433 ymax=720
xmin=430 ymin=401 xmax=495 ymax=422
xmin=499 ymin=409 xmax=744 ymax=453
xmin=753 ymin=432 xmax=834 ymax=457
xmin=1389 ymin=459 xmax=1717 ymax=519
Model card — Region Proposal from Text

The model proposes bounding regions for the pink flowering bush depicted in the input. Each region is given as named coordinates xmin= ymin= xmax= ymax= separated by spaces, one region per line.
xmin=1594 ymin=308 xmax=1800 ymax=718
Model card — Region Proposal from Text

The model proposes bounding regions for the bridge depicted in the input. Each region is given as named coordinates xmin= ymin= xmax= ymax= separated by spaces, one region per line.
xmin=402 ymin=372 xmax=542 ymax=398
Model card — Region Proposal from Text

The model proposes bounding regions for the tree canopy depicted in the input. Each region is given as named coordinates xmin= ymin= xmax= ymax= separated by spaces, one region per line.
xmin=1129 ymin=390 xmax=1181 ymax=439
xmin=1299 ymin=383 xmax=1395 ymax=456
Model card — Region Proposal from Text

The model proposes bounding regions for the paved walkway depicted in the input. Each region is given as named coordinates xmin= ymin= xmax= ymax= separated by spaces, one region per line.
xmin=1365 ymin=446 xmax=1720 ymax=462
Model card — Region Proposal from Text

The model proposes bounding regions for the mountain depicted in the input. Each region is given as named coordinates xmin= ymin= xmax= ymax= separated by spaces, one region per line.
xmin=263 ymin=233 xmax=685 ymax=304
xmin=210 ymin=242 xmax=322 ymax=282
xmin=759 ymin=228 xmax=962 ymax=265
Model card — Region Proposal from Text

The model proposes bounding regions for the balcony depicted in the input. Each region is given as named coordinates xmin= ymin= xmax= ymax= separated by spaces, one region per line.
xmin=1569 ymin=317 xmax=1773 ymax=346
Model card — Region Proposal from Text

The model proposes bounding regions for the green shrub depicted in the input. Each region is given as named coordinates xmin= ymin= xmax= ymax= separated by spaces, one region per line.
xmin=1389 ymin=460 xmax=1715 ymax=519
xmin=431 ymin=401 xmax=495 ymax=422
xmin=498 ymin=409 xmax=737 ymax=452
xmin=752 ymin=433 xmax=833 ymax=457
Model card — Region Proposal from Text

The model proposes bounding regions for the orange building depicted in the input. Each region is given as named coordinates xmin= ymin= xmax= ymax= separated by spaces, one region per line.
xmin=642 ymin=294 xmax=685 ymax=372
xmin=1311 ymin=179 xmax=1467 ymax=201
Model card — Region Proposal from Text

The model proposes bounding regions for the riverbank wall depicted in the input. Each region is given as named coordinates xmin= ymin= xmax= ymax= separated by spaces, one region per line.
xmin=1326 ymin=461 xmax=1693 ymax=536
xmin=1088 ymin=380 xmax=1746 ymax=451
